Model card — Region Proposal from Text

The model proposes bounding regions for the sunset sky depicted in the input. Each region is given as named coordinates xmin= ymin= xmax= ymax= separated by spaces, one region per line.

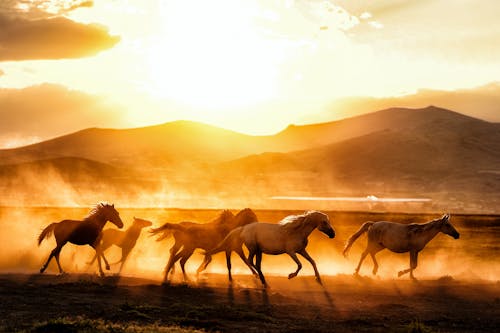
xmin=1 ymin=0 xmax=500 ymax=147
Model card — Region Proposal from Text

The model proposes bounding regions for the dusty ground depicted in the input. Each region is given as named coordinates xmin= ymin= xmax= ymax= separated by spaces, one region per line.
xmin=0 ymin=273 xmax=498 ymax=333
xmin=1 ymin=208 xmax=499 ymax=332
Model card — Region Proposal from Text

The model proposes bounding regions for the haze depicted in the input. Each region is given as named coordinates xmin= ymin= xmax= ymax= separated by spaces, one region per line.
xmin=1 ymin=0 xmax=500 ymax=148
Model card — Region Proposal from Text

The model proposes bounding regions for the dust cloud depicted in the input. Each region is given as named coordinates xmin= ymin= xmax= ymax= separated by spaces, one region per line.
xmin=0 ymin=207 xmax=498 ymax=283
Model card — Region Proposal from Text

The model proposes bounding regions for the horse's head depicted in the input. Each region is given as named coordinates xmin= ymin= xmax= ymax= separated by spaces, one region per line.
xmin=439 ymin=213 xmax=459 ymax=239
xmin=306 ymin=211 xmax=335 ymax=239
xmin=102 ymin=203 xmax=123 ymax=229
xmin=234 ymin=208 xmax=258 ymax=227
xmin=133 ymin=217 xmax=153 ymax=228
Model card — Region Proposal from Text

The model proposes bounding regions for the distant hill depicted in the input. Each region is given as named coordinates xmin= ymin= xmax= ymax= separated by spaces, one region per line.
xmin=0 ymin=121 xmax=270 ymax=168
xmin=0 ymin=106 xmax=498 ymax=211
xmin=219 ymin=106 xmax=500 ymax=211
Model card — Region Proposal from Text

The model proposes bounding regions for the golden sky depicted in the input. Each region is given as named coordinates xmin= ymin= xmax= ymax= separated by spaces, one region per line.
xmin=1 ymin=0 xmax=500 ymax=145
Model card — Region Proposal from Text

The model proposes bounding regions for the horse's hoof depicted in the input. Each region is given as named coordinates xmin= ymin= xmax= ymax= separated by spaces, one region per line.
xmin=397 ymin=271 xmax=404 ymax=277
xmin=288 ymin=273 xmax=296 ymax=279
xmin=105 ymin=265 xmax=110 ymax=270
xmin=39 ymin=268 xmax=44 ymax=274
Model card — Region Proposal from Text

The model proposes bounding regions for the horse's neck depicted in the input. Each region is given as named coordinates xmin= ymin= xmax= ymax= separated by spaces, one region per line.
xmin=417 ymin=220 xmax=442 ymax=246
xmin=86 ymin=214 xmax=107 ymax=230
xmin=126 ymin=225 xmax=142 ymax=238
xmin=298 ymin=221 xmax=318 ymax=237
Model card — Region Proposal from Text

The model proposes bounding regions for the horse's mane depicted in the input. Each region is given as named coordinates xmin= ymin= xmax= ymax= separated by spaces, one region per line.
xmin=408 ymin=217 xmax=443 ymax=233
xmin=235 ymin=208 xmax=257 ymax=220
xmin=279 ymin=212 xmax=308 ymax=231
xmin=209 ymin=209 xmax=234 ymax=225
xmin=85 ymin=202 xmax=112 ymax=220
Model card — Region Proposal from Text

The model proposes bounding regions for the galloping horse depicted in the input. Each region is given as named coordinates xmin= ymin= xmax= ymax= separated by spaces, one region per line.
xmin=207 ymin=210 xmax=335 ymax=286
xmin=38 ymin=203 xmax=123 ymax=277
xmin=343 ymin=213 xmax=459 ymax=279
xmin=88 ymin=217 xmax=153 ymax=274
xmin=150 ymin=208 xmax=258 ymax=282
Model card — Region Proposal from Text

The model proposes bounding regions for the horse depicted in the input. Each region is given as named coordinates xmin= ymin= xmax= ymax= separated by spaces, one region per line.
xmin=38 ymin=203 xmax=123 ymax=277
xmin=207 ymin=210 xmax=335 ymax=286
xmin=150 ymin=208 xmax=258 ymax=282
xmin=342 ymin=213 xmax=459 ymax=280
xmin=87 ymin=217 xmax=153 ymax=274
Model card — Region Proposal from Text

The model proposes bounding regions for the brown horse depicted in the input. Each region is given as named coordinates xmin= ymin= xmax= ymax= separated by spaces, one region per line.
xmin=88 ymin=217 xmax=153 ymax=273
xmin=343 ymin=213 xmax=459 ymax=279
xmin=38 ymin=203 xmax=123 ymax=277
xmin=150 ymin=208 xmax=258 ymax=282
xmin=207 ymin=210 xmax=335 ymax=286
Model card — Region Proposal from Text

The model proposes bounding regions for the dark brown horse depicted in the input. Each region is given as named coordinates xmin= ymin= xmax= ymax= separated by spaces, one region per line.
xmin=88 ymin=217 xmax=153 ymax=274
xmin=38 ymin=203 xmax=123 ymax=277
xmin=150 ymin=208 xmax=258 ymax=282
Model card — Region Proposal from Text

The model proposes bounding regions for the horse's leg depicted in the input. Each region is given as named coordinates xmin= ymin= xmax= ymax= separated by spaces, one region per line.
xmin=91 ymin=244 xmax=106 ymax=277
xmin=54 ymin=247 xmax=65 ymax=274
xmin=118 ymin=248 xmax=131 ymax=274
xmin=196 ymin=254 xmax=212 ymax=277
xmin=178 ymin=248 xmax=194 ymax=282
xmin=298 ymin=249 xmax=322 ymax=285
xmin=370 ymin=252 xmax=379 ymax=275
xmin=235 ymin=247 xmax=258 ymax=277
xmin=40 ymin=247 xmax=57 ymax=273
xmin=398 ymin=251 xmax=418 ymax=279
xmin=409 ymin=251 xmax=418 ymax=280
xmin=286 ymin=252 xmax=303 ymax=279
xmin=165 ymin=243 xmax=182 ymax=278
xmin=254 ymin=251 xmax=267 ymax=286
xmin=354 ymin=249 xmax=369 ymax=275
xmin=100 ymin=252 xmax=111 ymax=271
xmin=40 ymin=240 xmax=66 ymax=274
xmin=369 ymin=247 xmax=384 ymax=275
xmin=225 ymin=251 xmax=233 ymax=282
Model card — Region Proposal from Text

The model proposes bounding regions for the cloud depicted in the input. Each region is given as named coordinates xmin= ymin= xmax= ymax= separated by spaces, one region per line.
xmin=0 ymin=84 xmax=126 ymax=148
xmin=0 ymin=15 xmax=120 ymax=61
xmin=0 ymin=1 xmax=119 ymax=61
xmin=306 ymin=82 xmax=500 ymax=124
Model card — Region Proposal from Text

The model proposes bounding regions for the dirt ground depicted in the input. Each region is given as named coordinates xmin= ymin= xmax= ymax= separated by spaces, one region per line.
xmin=0 ymin=273 xmax=498 ymax=333
xmin=1 ymin=208 xmax=499 ymax=332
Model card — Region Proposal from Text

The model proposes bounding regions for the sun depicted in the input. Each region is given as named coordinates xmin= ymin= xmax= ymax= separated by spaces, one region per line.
xmin=143 ymin=0 xmax=282 ymax=111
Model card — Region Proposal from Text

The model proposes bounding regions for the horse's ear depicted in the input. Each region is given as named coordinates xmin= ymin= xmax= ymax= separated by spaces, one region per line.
xmin=442 ymin=213 xmax=450 ymax=221
xmin=112 ymin=204 xmax=114 ymax=208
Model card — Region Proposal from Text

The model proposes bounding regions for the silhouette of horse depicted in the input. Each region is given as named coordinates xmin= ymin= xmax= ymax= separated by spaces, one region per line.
xmin=343 ymin=213 xmax=459 ymax=279
xmin=38 ymin=203 xmax=123 ymax=277
xmin=207 ymin=210 xmax=335 ymax=286
xmin=150 ymin=208 xmax=258 ymax=282
xmin=88 ymin=217 xmax=153 ymax=274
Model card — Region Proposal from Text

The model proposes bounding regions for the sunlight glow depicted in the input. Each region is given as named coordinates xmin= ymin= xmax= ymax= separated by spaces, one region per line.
xmin=144 ymin=0 xmax=282 ymax=110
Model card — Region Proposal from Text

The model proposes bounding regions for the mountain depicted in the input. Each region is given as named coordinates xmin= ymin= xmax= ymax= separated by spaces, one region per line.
xmin=310 ymin=82 xmax=500 ymax=124
xmin=0 ymin=120 xmax=271 ymax=168
xmin=219 ymin=106 xmax=500 ymax=211
xmin=1 ymin=105 xmax=487 ymax=168
xmin=1 ymin=106 xmax=498 ymax=211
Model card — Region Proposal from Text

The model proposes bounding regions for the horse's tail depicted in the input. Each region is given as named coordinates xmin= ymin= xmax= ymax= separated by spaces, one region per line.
xmin=205 ymin=227 xmax=244 ymax=256
xmin=149 ymin=223 xmax=186 ymax=241
xmin=38 ymin=223 xmax=57 ymax=246
xmin=342 ymin=221 xmax=375 ymax=258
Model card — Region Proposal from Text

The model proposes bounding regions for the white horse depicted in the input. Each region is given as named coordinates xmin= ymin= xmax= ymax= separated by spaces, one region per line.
xmin=343 ymin=213 xmax=459 ymax=279
xmin=206 ymin=211 xmax=335 ymax=286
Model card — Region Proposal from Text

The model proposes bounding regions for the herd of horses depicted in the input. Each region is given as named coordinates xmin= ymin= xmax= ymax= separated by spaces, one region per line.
xmin=37 ymin=203 xmax=460 ymax=286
